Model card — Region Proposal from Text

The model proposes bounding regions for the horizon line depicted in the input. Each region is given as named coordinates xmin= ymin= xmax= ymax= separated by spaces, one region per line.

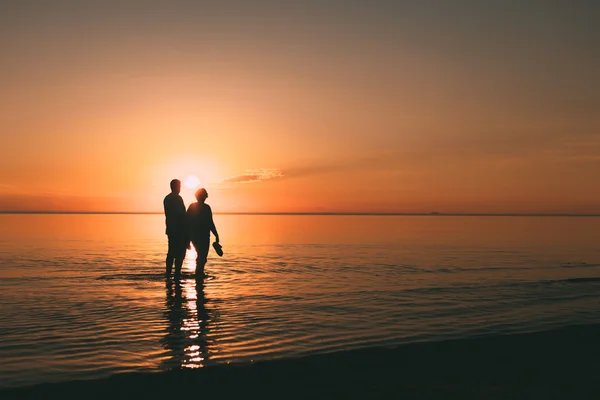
xmin=1 ymin=211 xmax=600 ymax=217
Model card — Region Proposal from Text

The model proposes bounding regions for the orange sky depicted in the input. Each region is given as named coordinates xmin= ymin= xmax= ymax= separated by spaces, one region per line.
xmin=1 ymin=1 xmax=599 ymax=213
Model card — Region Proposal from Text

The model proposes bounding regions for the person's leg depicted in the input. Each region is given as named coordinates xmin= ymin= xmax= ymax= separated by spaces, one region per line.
xmin=193 ymin=238 xmax=210 ymax=278
xmin=166 ymin=236 xmax=175 ymax=276
xmin=173 ymin=238 xmax=187 ymax=279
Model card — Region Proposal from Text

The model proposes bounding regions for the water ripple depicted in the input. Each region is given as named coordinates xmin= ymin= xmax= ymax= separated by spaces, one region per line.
xmin=1 ymin=215 xmax=600 ymax=388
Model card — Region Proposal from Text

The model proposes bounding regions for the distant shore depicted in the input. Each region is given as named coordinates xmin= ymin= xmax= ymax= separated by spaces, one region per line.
xmin=1 ymin=211 xmax=600 ymax=217
xmin=3 ymin=323 xmax=599 ymax=399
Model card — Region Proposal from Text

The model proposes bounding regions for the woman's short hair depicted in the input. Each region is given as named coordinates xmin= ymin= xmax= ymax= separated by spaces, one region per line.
xmin=195 ymin=188 xmax=208 ymax=200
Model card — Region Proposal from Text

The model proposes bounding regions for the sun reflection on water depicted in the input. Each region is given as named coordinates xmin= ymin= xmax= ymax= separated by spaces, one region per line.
xmin=183 ymin=246 xmax=197 ymax=273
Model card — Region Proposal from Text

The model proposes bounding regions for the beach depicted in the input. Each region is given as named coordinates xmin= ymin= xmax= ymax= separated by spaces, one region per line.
xmin=2 ymin=323 xmax=599 ymax=399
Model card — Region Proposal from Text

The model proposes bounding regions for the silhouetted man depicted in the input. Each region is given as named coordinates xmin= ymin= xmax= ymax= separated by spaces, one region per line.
xmin=164 ymin=179 xmax=187 ymax=279
xmin=186 ymin=188 xmax=219 ymax=278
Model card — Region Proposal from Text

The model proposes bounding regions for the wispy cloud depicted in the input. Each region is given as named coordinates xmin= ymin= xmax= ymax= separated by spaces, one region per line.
xmin=0 ymin=184 xmax=22 ymax=194
xmin=219 ymin=154 xmax=403 ymax=187
xmin=221 ymin=169 xmax=284 ymax=184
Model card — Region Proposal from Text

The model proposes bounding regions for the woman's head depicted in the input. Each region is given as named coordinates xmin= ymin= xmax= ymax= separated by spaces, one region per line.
xmin=195 ymin=188 xmax=208 ymax=202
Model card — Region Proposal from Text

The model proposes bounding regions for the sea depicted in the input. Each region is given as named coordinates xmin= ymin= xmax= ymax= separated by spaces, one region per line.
xmin=1 ymin=214 xmax=599 ymax=389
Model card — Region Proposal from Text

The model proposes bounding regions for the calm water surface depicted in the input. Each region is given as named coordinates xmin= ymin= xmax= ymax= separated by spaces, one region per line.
xmin=1 ymin=214 xmax=600 ymax=388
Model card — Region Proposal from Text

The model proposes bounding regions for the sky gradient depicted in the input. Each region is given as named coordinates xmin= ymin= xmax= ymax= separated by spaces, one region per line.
xmin=1 ymin=1 xmax=599 ymax=213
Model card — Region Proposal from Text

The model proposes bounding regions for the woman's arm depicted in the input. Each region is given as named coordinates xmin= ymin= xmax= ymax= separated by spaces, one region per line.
xmin=208 ymin=206 xmax=219 ymax=242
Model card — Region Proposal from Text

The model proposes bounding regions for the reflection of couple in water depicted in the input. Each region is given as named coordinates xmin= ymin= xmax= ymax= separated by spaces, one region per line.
xmin=162 ymin=278 xmax=211 ymax=369
xmin=163 ymin=179 xmax=221 ymax=280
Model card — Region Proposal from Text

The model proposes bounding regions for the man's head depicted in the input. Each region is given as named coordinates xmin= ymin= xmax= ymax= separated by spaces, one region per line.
xmin=195 ymin=188 xmax=208 ymax=202
xmin=170 ymin=179 xmax=181 ymax=194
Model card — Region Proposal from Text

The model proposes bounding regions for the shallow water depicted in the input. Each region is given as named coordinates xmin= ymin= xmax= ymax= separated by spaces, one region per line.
xmin=1 ymin=214 xmax=600 ymax=388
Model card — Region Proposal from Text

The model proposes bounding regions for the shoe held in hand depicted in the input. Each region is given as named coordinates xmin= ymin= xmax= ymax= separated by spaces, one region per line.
xmin=212 ymin=242 xmax=223 ymax=257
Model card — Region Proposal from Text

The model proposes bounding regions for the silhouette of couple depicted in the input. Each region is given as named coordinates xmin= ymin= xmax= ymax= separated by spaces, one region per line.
xmin=163 ymin=179 xmax=220 ymax=280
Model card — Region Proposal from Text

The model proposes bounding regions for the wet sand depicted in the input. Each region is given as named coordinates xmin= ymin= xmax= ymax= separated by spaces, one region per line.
xmin=2 ymin=323 xmax=599 ymax=399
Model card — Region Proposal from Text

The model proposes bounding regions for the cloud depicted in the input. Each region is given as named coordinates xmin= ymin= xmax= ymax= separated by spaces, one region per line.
xmin=221 ymin=168 xmax=284 ymax=184
xmin=0 ymin=184 xmax=22 ymax=194
xmin=218 ymin=153 xmax=408 ymax=187
xmin=0 ymin=194 xmax=140 ymax=212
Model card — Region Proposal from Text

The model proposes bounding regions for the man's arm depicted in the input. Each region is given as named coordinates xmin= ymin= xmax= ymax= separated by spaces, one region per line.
xmin=184 ymin=205 xmax=192 ymax=249
xmin=176 ymin=196 xmax=186 ymax=216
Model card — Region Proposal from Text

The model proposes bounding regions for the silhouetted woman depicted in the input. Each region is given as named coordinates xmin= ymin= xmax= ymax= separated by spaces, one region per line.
xmin=186 ymin=188 xmax=219 ymax=278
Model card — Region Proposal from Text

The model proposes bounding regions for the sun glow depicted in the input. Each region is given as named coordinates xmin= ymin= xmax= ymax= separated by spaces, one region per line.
xmin=149 ymin=159 xmax=223 ymax=211
xmin=184 ymin=175 xmax=200 ymax=189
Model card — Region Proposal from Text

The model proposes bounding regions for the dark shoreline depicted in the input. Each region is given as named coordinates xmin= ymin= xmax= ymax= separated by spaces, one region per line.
xmin=3 ymin=324 xmax=600 ymax=399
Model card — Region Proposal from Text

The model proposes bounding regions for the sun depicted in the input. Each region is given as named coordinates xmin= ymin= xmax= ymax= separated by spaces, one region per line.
xmin=184 ymin=175 xmax=200 ymax=189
